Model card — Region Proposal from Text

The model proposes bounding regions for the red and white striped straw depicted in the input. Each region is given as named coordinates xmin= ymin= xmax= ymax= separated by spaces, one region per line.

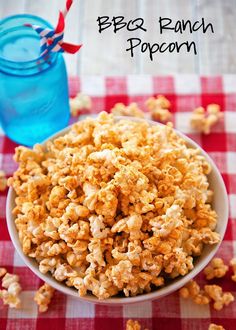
xmin=63 ymin=0 xmax=73 ymax=17
xmin=25 ymin=0 xmax=81 ymax=56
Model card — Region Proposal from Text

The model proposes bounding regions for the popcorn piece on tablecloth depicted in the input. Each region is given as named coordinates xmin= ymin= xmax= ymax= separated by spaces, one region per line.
xmin=0 ymin=268 xmax=7 ymax=277
xmin=69 ymin=93 xmax=92 ymax=117
xmin=179 ymin=280 xmax=210 ymax=305
xmin=0 ymin=170 xmax=7 ymax=191
xmin=34 ymin=283 xmax=55 ymax=313
xmin=190 ymin=107 xmax=205 ymax=132
xmin=208 ymin=324 xmax=225 ymax=330
xmin=190 ymin=104 xmax=223 ymax=134
xmin=204 ymin=258 xmax=229 ymax=280
xmin=230 ymin=258 xmax=236 ymax=282
xmin=1 ymin=273 xmax=20 ymax=288
xmin=111 ymin=102 xmax=145 ymax=118
xmin=204 ymin=284 xmax=234 ymax=310
xmin=0 ymin=272 xmax=22 ymax=308
xmin=126 ymin=319 xmax=141 ymax=330
xmin=146 ymin=95 xmax=172 ymax=123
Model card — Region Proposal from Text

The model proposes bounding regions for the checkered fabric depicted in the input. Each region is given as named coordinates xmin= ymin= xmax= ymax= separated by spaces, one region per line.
xmin=0 ymin=75 xmax=236 ymax=330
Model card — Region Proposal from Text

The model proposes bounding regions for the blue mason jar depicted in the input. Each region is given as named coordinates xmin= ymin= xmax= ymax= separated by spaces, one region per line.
xmin=0 ymin=14 xmax=70 ymax=146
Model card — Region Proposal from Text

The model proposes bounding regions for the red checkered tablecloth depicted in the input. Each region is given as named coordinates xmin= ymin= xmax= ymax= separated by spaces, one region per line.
xmin=0 ymin=75 xmax=236 ymax=330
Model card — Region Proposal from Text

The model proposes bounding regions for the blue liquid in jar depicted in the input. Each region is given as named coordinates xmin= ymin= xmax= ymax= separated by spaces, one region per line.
xmin=0 ymin=15 xmax=70 ymax=146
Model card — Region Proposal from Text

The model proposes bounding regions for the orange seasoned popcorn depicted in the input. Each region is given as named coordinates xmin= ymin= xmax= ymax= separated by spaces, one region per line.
xmin=179 ymin=280 xmax=210 ymax=305
xmin=190 ymin=104 xmax=223 ymax=134
xmin=180 ymin=280 xmax=235 ymax=310
xmin=230 ymin=258 xmax=236 ymax=282
xmin=0 ymin=272 xmax=22 ymax=309
xmin=0 ymin=170 xmax=7 ymax=191
xmin=208 ymin=324 xmax=225 ymax=330
xmin=9 ymin=112 xmax=219 ymax=300
xmin=126 ymin=319 xmax=149 ymax=330
xmin=204 ymin=284 xmax=234 ymax=310
xmin=34 ymin=283 xmax=55 ymax=313
xmin=69 ymin=93 xmax=92 ymax=117
xmin=126 ymin=319 xmax=141 ymax=330
xmin=0 ymin=268 xmax=7 ymax=277
xmin=111 ymin=102 xmax=145 ymax=118
xmin=204 ymin=258 xmax=228 ymax=280
xmin=146 ymin=95 xmax=172 ymax=123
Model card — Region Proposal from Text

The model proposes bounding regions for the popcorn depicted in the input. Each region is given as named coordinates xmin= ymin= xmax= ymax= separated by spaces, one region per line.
xmin=0 ymin=170 xmax=7 ymax=191
xmin=34 ymin=283 xmax=55 ymax=313
xmin=9 ymin=112 xmax=219 ymax=300
xmin=69 ymin=93 xmax=92 ymax=117
xmin=54 ymin=264 xmax=77 ymax=282
xmin=230 ymin=258 xmax=236 ymax=282
xmin=190 ymin=107 xmax=205 ymax=132
xmin=96 ymin=183 xmax=118 ymax=217
xmin=111 ymin=102 xmax=145 ymax=118
xmin=164 ymin=248 xmax=194 ymax=278
xmin=204 ymin=258 xmax=228 ymax=280
xmin=140 ymin=250 xmax=163 ymax=276
xmin=126 ymin=319 xmax=149 ymax=330
xmin=180 ymin=280 xmax=235 ymax=310
xmin=83 ymin=271 xmax=116 ymax=300
xmin=204 ymin=285 xmax=234 ymax=310
xmin=66 ymin=250 xmax=87 ymax=267
xmin=86 ymin=239 xmax=106 ymax=268
xmin=179 ymin=280 xmax=210 ymax=305
xmin=89 ymin=215 xmax=110 ymax=239
xmin=208 ymin=324 xmax=225 ymax=330
xmin=2 ymin=273 xmax=20 ymax=288
xmin=48 ymin=186 xmax=67 ymax=208
xmin=146 ymin=95 xmax=172 ymax=123
xmin=0 ymin=268 xmax=7 ymax=277
xmin=126 ymin=319 xmax=141 ymax=330
xmin=67 ymin=276 xmax=87 ymax=296
xmin=107 ymin=260 xmax=134 ymax=289
xmin=112 ymin=242 xmax=142 ymax=266
xmin=83 ymin=182 xmax=99 ymax=211
xmin=150 ymin=205 xmax=183 ymax=238
xmin=39 ymin=257 xmax=60 ymax=274
xmin=126 ymin=214 xmax=143 ymax=240
xmin=0 ymin=272 xmax=22 ymax=308
xmin=190 ymin=104 xmax=223 ymax=134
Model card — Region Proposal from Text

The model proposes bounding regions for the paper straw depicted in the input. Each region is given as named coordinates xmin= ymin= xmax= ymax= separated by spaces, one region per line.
xmin=63 ymin=0 xmax=73 ymax=17
xmin=25 ymin=0 xmax=82 ymax=56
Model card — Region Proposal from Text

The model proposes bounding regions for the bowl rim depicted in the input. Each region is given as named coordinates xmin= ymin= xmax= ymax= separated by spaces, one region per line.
xmin=6 ymin=116 xmax=229 ymax=305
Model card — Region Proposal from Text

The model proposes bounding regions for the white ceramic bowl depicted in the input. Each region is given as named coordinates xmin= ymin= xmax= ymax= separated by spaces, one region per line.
xmin=6 ymin=117 xmax=228 ymax=305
